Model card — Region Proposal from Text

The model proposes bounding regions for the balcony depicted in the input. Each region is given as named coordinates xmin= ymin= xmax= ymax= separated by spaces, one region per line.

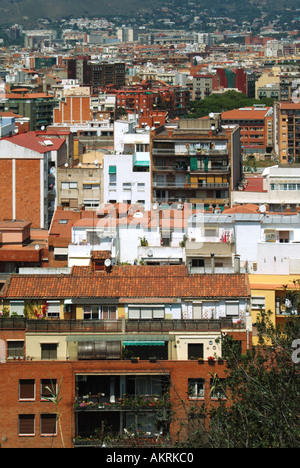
xmin=0 ymin=318 xmax=237 ymax=332
xmin=153 ymin=181 xmax=229 ymax=189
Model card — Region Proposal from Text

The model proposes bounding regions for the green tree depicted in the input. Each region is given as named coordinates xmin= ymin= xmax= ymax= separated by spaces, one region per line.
xmin=187 ymin=90 xmax=274 ymax=119
xmin=178 ymin=311 xmax=300 ymax=448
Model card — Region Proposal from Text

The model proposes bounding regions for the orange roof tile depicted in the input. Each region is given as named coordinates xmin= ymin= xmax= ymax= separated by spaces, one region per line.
xmin=0 ymin=265 xmax=250 ymax=300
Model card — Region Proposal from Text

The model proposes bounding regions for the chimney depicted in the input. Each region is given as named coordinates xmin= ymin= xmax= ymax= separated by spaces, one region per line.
xmin=234 ymin=255 xmax=240 ymax=273
xmin=211 ymin=253 xmax=215 ymax=273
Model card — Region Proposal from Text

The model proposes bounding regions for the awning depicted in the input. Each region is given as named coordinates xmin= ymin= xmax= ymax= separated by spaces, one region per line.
xmin=54 ymin=248 xmax=68 ymax=256
xmin=123 ymin=341 xmax=165 ymax=346
xmin=108 ymin=165 xmax=116 ymax=174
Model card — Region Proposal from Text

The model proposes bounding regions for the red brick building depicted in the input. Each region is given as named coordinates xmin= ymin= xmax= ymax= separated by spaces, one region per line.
xmin=0 ymin=263 xmax=252 ymax=448
xmin=0 ymin=132 xmax=68 ymax=228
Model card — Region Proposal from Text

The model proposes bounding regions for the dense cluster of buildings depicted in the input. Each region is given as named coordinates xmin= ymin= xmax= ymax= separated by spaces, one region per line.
xmin=0 ymin=20 xmax=299 ymax=449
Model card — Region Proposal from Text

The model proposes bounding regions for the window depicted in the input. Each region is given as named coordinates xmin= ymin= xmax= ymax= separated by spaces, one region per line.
xmin=279 ymin=231 xmax=290 ymax=243
xmin=188 ymin=378 xmax=205 ymax=399
xmin=210 ymin=378 xmax=226 ymax=399
xmin=251 ymin=296 xmax=265 ymax=310
xmin=61 ymin=181 xmax=78 ymax=190
xmin=128 ymin=306 xmax=165 ymax=320
xmin=10 ymin=300 xmax=24 ymax=317
xmin=188 ymin=343 xmax=203 ymax=360
xmin=18 ymin=415 xmax=35 ymax=436
xmin=137 ymin=183 xmax=145 ymax=191
xmin=41 ymin=343 xmax=57 ymax=360
xmin=83 ymin=305 xmax=117 ymax=320
xmin=226 ymin=301 xmax=239 ymax=316
xmin=40 ymin=414 xmax=57 ymax=436
xmin=47 ymin=301 xmax=60 ymax=318
xmin=191 ymin=258 xmax=205 ymax=268
xmin=7 ymin=340 xmax=24 ymax=359
xmin=123 ymin=182 xmax=132 ymax=191
xmin=41 ymin=379 xmax=57 ymax=400
xmin=83 ymin=183 xmax=100 ymax=190
xmin=83 ymin=199 xmax=100 ymax=208
xmin=19 ymin=379 xmax=35 ymax=401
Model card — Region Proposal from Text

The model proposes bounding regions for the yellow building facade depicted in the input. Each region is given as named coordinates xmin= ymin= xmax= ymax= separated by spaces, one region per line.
xmin=249 ymin=274 xmax=300 ymax=345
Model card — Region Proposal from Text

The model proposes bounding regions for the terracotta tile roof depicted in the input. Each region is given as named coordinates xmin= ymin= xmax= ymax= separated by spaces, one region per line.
xmin=0 ymin=265 xmax=250 ymax=300
xmin=221 ymin=107 xmax=272 ymax=120
xmin=2 ymin=132 xmax=65 ymax=154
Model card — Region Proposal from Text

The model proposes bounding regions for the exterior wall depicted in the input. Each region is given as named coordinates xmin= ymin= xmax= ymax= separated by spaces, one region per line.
xmin=0 ymin=157 xmax=41 ymax=228
xmin=53 ymin=95 xmax=91 ymax=125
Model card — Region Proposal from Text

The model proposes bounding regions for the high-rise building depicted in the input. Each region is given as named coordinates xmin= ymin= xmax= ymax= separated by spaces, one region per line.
xmin=274 ymin=101 xmax=300 ymax=164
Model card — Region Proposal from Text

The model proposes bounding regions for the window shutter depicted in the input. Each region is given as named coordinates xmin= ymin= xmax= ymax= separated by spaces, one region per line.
xmin=19 ymin=415 xmax=35 ymax=435
xmin=19 ymin=379 xmax=35 ymax=400
xmin=226 ymin=301 xmax=239 ymax=316
xmin=40 ymin=414 xmax=57 ymax=435
xmin=10 ymin=301 xmax=24 ymax=316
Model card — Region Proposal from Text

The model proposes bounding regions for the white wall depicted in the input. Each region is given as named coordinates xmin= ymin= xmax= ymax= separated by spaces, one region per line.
xmin=103 ymin=154 xmax=151 ymax=210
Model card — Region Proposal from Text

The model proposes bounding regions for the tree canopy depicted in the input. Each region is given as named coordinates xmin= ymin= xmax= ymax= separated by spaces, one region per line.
xmin=178 ymin=311 xmax=300 ymax=448
xmin=187 ymin=90 xmax=275 ymax=119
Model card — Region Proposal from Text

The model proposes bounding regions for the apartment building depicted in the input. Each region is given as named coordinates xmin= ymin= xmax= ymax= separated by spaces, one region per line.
xmin=0 ymin=262 xmax=251 ymax=447
xmin=273 ymin=101 xmax=300 ymax=163
xmin=150 ymin=117 xmax=242 ymax=210
xmin=221 ymin=105 xmax=273 ymax=160
xmin=0 ymin=90 xmax=57 ymax=131
xmin=0 ymin=131 xmax=67 ymax=228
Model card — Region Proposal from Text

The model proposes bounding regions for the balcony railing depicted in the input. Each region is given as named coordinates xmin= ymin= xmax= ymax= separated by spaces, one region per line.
xmin=0 ymin=318 xmax=237 ymax=332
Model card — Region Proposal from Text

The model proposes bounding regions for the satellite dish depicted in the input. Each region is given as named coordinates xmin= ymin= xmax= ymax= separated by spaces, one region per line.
xmin=104 ymin=258 xmax=111 ymax=267
xmin=209 ymin=112 xmax=214 ymax=119
xmin=35 ymin=244 xmax=40 ymax=250
xmin=152 ymin=203 xmax=158 ymax=210
xmin=147 ymin=249 xmax=153 ymax=257
xmin=259 ymin=204 xmax=267 ymax=213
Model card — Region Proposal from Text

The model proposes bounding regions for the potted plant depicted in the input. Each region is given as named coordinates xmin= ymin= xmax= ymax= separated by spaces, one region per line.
xmin=207 ymin=356 xmax=215 ymax=365
xmin=198 ymin=357 xmax=204 ymax=364
xmin=149 ymin=356 xmax=157 ymax=363
xmin=131 ymin=357 xmax=139 ymax=363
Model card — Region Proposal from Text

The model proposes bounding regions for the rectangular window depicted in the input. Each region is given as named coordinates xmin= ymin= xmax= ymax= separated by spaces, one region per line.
xmin=210 ymin=378 xmax=226 ymax=399
xmin=19 ymin=379 xmax=35 ymax=401
xmin=10 ymin=300 xmax=24 ymax=316
xmin=128 ymin=306 xmax=165 ymax=320
xmin=41 ymin=344 xmax=57 ymax=360
xmin=61 ymin=182 xmax=78 ymax=190
xmin=40 ymin=414 xmax=57 ymax=436
xmin=226 ymin=301 xmax=239 ymax=316
xmin=188 ymin=343 xmax=203 ymax=360
xmin=47 ymin=301 xmax=60 ymax=318
xmin=41 ymin=379 xmax=57 ymax=400
xmin=19 ymin=415 xmax=35 ymax=436
xmin=83 ymin=183 xmax=100 ymax=190
xmin=251 ymin=296 xmax=266 ymax=310
xmin=188 ymin=378 xmax=205 ymax=399
xmin=7 ymin=341 xmax=24 ymax=359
